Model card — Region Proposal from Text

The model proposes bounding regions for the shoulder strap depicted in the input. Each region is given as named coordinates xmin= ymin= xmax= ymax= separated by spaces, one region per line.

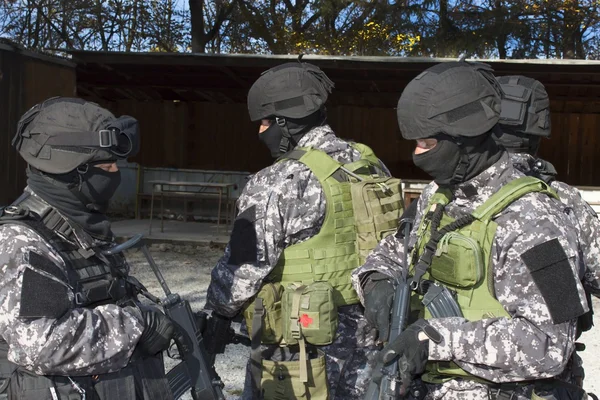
xmin=279 ymin=146 xmax=343 ymax=182
xmin=472 ymin=176 xmax=559 ymax=221
xmin=429 ymin=188 xmax=453 ymax=208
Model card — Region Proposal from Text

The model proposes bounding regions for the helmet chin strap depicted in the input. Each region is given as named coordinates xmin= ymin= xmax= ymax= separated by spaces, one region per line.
xmin=276 ymin=117 xmax=297 ymax=154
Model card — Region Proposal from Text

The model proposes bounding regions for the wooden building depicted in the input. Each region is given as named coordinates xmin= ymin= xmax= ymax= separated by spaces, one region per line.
xmin=69 ymin=51 xmax=600 ymax=187
xmin=2 ymin=48 xmax=600 ymax=207
xmin=0 ymin=41 xmax=75 ymax=205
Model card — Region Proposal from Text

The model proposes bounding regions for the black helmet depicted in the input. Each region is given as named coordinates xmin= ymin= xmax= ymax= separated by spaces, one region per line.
xmin=247 ymin=62 xmax=334 ymax=122
xmin=248 ymin=62 xmax=334 ymax=158
xmin=12 ymin=97 xmax=139 ymax=174
xmin=494 ymin=75 xmax=550 ymax=155
xmin=397 ymin=61 xmax=503 ymax=140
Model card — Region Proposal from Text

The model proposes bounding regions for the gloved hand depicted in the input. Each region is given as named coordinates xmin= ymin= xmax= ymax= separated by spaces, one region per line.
xmin=374 ymin=319 xmax=442 ymax=383
xmin=363 ymin=273 xmax=395 ymax=343
xmin=138 ymin=310 xmax=175 ymax=356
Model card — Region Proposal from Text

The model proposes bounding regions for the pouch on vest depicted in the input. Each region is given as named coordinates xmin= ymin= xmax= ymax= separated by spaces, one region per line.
xmin=430 ymin=232 xmax=484 ymax=289
xmin=351 ymin=175 xmax=403 ymax=264
xmin=261 ymin=347 xmax=329 ymax=400
xmin=242 ymin=282 xmax=284 ymax=344
xmin=282 ymin=282 xmax=338 ymax=346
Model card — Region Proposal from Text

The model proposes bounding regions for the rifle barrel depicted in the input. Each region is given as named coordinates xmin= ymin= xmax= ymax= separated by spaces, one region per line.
xmin=140 ymin=244 xmax=172 ymax=297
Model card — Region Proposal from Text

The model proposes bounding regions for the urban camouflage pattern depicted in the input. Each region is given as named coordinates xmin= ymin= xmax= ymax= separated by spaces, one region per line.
xmin=511 ymin=152 xmax=600 ymax=296
xmin=352 ymin=153 xmax=588 ymax=400
xmin=0 ymin=217 xmax=145 ymax=376
xmin=206 ymin=124 xmax=385 ymax=399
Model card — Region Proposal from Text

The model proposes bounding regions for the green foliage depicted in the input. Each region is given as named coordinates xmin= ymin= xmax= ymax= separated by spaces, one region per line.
xmin=1 ymin=0 xmax=599 ymax=58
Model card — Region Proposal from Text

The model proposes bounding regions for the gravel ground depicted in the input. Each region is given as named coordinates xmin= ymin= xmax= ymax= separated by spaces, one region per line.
xmin=124 ymin=244 xmax=600 ymax=400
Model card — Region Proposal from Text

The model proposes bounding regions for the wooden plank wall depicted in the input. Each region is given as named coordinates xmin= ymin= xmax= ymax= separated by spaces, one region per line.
xmin=538 ymin=101 xmax=600 ymax=187
xmin=0 ymin=50 xmax=76 ymax=205
xmin=99 ymin=98 xmax=600 ymax=187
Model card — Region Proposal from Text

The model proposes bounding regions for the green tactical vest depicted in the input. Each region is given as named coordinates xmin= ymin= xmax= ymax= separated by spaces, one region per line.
xmin=268 ymin=143 xmax=404 ymax=307
xmin=410 ymin=176 xmax=558 ymax=383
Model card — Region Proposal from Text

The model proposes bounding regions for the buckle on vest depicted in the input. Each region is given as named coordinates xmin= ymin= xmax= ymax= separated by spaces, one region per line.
xmin=488 ymin=388 xmax=517 ymax=400
xmin=75 ymin=291 xmax=87 ymax=306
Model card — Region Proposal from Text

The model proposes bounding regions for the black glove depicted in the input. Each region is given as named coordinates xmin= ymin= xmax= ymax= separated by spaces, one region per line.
xmin=363 ymin=273 xmax=395 ymax=343
xmin=138 ymin=310 xmax=175 ymax=356
xmin=374 ymin=319 xmax=442 ymax=383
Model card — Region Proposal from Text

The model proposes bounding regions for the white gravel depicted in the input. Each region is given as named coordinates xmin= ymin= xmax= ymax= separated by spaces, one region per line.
xmin=125 ymin=244 xmax=600 ymax=399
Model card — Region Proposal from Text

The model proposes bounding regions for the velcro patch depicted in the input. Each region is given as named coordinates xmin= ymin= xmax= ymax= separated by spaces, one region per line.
xmin=229 ymin=206 xmax=258 ymax=265
xmin=20 ymin=253 xmax=71 ymax=319
xmin=521 ymin=238 xmax=585 ymax=324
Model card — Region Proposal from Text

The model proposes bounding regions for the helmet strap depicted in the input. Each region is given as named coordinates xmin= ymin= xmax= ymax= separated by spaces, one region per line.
xmin=276 ymin=117 xmax=297 ymax=154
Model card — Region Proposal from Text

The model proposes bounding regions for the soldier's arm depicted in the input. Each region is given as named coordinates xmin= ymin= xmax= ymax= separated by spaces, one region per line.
xmin=206 ymin=167 xmax=325 ymax=317
xmin=0 ymin=225 xmax=144 ymax=376
xmin=351 ymin=234 xmax=407 ymax=304
xmin=552 ymin=181 xmax=600 ymax=296
xmin=427 ymin=217 xmax=586 ymax=382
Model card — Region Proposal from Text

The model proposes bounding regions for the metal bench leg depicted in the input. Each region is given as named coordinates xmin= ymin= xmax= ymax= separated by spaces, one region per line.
xmin=184 ymin=200 xmax=188 ymax=223
xmin=160 ymin=192 xmax=165 ymax=233
xmin=217 ymin=189 xmax=223 ymax=232
xmin=149 ymin=191 xmax=155 ymax=235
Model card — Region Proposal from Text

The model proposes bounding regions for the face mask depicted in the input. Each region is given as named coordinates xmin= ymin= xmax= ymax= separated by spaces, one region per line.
xmin=80 ymin=167 xmax=122 ymax=212
xmin=258 ymin=123 xmax=285 ymax=158
xmin=412 ymin=139 xmax=461 ymax=187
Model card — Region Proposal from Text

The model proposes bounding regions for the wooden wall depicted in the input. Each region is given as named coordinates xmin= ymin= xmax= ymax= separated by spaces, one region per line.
xmin=539 ymin=101 xmax=600 ymax=187
xmin=0 ymin=47 xmax=75 ymax=205
xmin=105 ymin=98 xmax=600 ymax=186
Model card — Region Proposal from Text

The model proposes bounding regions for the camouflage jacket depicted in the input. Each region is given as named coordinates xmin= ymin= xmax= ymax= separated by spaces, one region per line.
xmin=511 ymin=152 xmax=600 ymax=297
xmin=352 ymin=153 xmax=588 ymax=398
xmin=206 ymin=124 xmax=389 ymax=317
xmin=0 ymin=194 xmax=144 ymax=376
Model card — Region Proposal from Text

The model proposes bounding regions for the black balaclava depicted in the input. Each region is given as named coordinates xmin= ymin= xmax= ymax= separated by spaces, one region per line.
xmin=413 ymin=131 xmax=503 ymax=187
xmin=27 ymin=164 xmax=121 ymax=240
xmin=259 ymin=109 xmax=326 ymax=158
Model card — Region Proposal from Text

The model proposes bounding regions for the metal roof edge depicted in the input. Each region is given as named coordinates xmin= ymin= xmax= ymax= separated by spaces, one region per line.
xmin=0 ymin=42 xmax=75 ymax=68
xmin=65 ymin=50 xmax=600 ymax=66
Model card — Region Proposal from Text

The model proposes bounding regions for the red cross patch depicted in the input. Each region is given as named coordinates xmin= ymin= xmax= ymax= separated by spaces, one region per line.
xmin=299 ymin=313 xmax=314 ymax=328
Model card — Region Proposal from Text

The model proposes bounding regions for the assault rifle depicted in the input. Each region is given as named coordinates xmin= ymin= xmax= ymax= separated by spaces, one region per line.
xmin=105 ymin=234 xmax=249 ymax=400
xmin=364 ymin=203 xmax=463 ymax=400
xmin=364 ymin=212 xmax=415 ymax=400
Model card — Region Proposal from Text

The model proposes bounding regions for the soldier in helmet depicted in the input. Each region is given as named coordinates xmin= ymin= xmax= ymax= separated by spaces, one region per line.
xmin=494 ymin=75 xmax=600 ymax=389
xmin=352 ymin=62 xmax=589 ymax=399
xmin=0 ymin=97 xmax=175 ymax=400
xmin=495 ymin=74 xmax=600 ymax=299
xmin=205 ymin=62 xmax=401 ymax=399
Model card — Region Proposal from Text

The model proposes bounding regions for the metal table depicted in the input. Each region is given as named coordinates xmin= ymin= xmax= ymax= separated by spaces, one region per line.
xmin=148 ymin=180 xmax=237 ymax=234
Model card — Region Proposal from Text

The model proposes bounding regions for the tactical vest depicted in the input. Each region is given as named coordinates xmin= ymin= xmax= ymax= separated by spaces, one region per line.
xmin=268 ymin=143 xmax=404 ymax=306
xmin=410 ymin=176 xmax=558 ymax=383
xmin=0 ymin=213 xmax=131 ymax=309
